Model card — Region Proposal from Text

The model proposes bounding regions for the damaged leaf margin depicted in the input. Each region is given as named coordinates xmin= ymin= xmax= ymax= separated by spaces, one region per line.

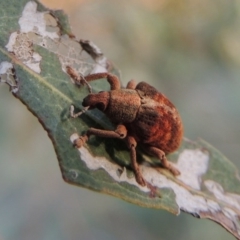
xmin=5 ymin=1 xmax=109 ymax=77
xmin=0 ymin=61 xmax=18 ymax=92
xmin=0 ymin=1 xmax=240 ymax=239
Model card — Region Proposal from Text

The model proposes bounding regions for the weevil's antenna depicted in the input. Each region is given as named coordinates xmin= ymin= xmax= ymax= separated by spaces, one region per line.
xmin=70 ymin=105 xmax=90 ymax=118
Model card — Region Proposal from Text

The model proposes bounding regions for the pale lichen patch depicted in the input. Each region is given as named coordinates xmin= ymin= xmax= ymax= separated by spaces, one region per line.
xmin=175 ymin=149 xmax=209 ymax=190
xmin=0 ymin=61 xmax=18 ymax=93
xmin=58 ymin=38 xmax=109 ymax=80
xmin=6 ymin=33 xmax=42 ymax=73
xmin=0 ymin=62 xmax=13 ymax=75
xmin=5 ymin=1 xmax=60 ymax=73
xmin=204 ymin=180 xmax=240 ymax=211
xmin=18 ymin=1 xmax=60 ymax=39
xmin=141 ymin=165 xmax=221 ymax=214
xmin=5 ymin=32 xmax=18 ymax=52
xmin=222 ymin=207 xmax=240 ymax=236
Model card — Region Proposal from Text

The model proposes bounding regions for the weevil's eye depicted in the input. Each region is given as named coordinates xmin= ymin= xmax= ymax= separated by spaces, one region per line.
xmin=96 ymin=102 xmax=105 ymax=111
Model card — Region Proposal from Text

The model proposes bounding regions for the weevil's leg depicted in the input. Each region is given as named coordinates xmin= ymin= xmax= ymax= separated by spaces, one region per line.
xmin=135 ymin=82 xmax=159 ymax=99
xmin=66 ymin=67 xmax=120 ymax=91
xmin=74 ymin=124 xmax=127 ymax=148
xmin=143 ymin=146 xmax=180 ymax=176
xmin=127 ymin=136 xmax=146 ymax=186
xmin=126 ymin=79 xmax=137 ymax=89
xmin=66 ymin=66 xmax=92 ymax=93
xmin=83 ymin=72 xmax=121 ymax=90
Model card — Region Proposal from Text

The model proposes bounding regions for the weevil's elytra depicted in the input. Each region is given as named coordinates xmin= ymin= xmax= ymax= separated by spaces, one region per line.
xmin=68 ymin=68 xmax=183 ymax=187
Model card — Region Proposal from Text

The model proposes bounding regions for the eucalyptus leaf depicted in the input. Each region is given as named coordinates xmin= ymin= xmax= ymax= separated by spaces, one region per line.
xmin=0 ymin=1 xmax=240 ymax=239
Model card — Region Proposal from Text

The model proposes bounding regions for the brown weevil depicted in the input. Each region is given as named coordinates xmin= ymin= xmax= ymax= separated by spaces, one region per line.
xmin=68 ymin=67 xmax=183 ymax=186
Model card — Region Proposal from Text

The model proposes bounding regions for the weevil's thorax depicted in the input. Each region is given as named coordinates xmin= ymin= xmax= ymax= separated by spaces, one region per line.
xmin=104 ymin=89 xmax=141 ymax=123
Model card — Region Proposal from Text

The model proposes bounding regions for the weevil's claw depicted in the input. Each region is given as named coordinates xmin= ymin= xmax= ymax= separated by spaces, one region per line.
xmin=169 ymin=164 xmax=181 ymax=176
xmin=135 ymin=173 xmax=147 ymax=187
xmin=73 ymin=135 xmax=88 ymax=148
xmin=136 ymin=177 xmax=160 ymax=198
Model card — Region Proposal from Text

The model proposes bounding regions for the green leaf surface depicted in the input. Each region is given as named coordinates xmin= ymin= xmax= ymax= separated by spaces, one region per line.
xmin=0 ymin=1 xmax=240 ymax=239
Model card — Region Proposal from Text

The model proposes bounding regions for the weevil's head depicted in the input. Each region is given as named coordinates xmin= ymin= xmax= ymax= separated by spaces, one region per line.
xmin=82 ymin=91 xmax=110 ymax=112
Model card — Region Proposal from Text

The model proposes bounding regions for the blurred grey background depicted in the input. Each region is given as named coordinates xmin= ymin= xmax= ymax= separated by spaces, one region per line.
xmin=0 ymin=0 xmax=239 ymax=239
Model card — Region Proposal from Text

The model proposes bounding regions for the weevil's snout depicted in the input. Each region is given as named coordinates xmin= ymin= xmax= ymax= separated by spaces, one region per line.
xmin=82 ymin=91 xmax=110 ymax=111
